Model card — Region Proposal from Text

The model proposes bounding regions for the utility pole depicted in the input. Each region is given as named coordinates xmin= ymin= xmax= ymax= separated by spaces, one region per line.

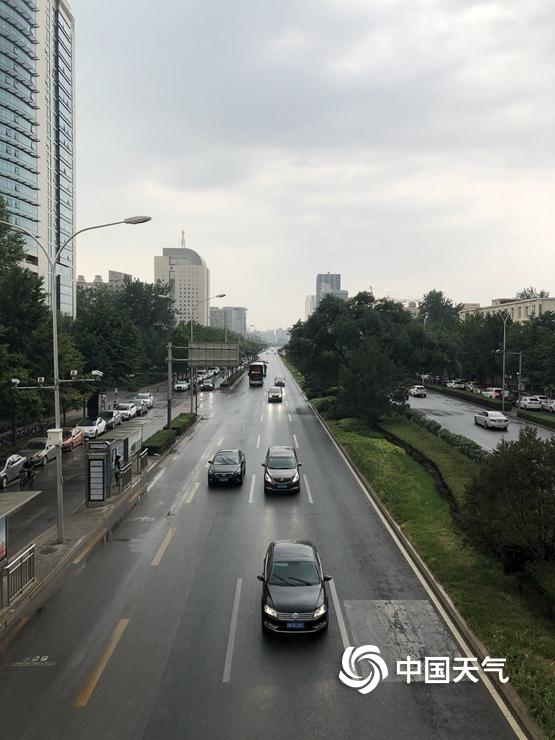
xmin=501 ymin=312 xmax=509 ymax=413
xmin=167 ymin=342 xmax=173 ymax=429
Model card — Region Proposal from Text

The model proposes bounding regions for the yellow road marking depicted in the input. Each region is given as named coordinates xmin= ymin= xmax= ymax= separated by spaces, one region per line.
xmin=74 ymin=618 xmax=129 ymax=707
xmin=151 ymin=528 xmax=176 ymax=566
xmin=73 ymin=528 xmax=108 ymax=565
xmin=0 ymin=616 xmax=28 ymax=651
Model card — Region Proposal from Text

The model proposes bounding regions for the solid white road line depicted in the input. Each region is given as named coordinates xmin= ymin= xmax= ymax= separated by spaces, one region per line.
xmin=151 ymin=528 xmax=176 ymax=566
xmin=260 ymin=413 xmax=263 ymax=423
xmin=222 ymin=578 xmax=243 ymax=683
xmin=293 ymin=434 xmax=299 ymax=449
xmin=217 ymin=436 xmax=224 ymax=446
xmin=288 ymin=413 xmax=293 ymax=422
xmin=303 ymin=474 xmax=314 ymax=504
xmin=146 ymin=469 xmax=165 ymax=493
xmin=328 ymin=579 xmax=349 ymax=650
xmin=248 ymin=474 xmax=256 ymax=504
xmin=256 ymin=434 xmax=260 ymax=449
xmin=185 ymin=481 xmax=200 ymax=504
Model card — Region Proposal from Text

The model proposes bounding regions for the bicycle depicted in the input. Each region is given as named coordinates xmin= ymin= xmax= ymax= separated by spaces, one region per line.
xmin=19 ymin=468 xmax=35 ymax=490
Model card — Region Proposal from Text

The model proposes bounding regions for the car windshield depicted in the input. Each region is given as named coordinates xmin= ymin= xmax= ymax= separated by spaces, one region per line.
xmin=77 ymin=418 xmax=96 ymax=425
xmin=99 ymin=412 xmax=112 ymax=419
xmin=269 ymin=560 xmax=320 ymax=586
xmin=117 ymin=404 xmax=130 ymax=410
xmin=268 ymin=455 xmax=296 ymax=469
xmin=270 ymin=388 xmax=281 ymax=393
xmin=213 ymin=453 xmax=239 ymax=465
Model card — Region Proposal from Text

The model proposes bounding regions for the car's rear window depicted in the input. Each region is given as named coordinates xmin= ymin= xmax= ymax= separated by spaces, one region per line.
xmin=269 ymin=560 xmax=320 ymax=586
xmin=268 ymin=455 xmax=296 ymax=469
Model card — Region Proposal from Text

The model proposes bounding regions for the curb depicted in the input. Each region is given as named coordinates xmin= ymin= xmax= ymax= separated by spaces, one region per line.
xmin=0 ymin=415 xmax=201 ymax=640
xmin=220 ymin=371 xmax=246 ymax=393
xmin=281 ymin=361 xmax=541 ymax=740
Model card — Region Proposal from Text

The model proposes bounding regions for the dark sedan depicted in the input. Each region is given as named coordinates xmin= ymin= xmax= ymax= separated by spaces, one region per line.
xmin=262 ymin=445 xmax=301 ymax=493
xmin=258 ymin=540 xmax=330 ymax=634
xmin=208 ymin=449 xmax=246 ymax=486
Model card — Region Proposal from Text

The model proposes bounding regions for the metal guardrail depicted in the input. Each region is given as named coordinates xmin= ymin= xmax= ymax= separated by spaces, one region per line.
xmin=1 ymin=544 xmax=35 ymax=607
xmin=118 ymin=462 xmax=133 ymax=493
xmin=137 ymin=448 xmax=148 ymax=474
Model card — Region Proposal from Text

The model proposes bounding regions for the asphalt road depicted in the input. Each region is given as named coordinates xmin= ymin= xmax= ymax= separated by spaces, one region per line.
xmin=8 ymin=383 xmax=203 ymax=555
xmin=0 ymin=353 xmax=518 ymax=739
xmin=408 ymin=390 xmax=554 ymax=451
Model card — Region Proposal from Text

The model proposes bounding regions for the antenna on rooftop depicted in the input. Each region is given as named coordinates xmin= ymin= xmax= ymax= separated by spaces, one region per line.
xmin=180 ymin=230 xmax=185 ymax=247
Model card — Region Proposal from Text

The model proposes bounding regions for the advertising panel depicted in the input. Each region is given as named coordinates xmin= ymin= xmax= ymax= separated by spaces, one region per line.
xmin=188 ymin=342 xmax=239 ymax=368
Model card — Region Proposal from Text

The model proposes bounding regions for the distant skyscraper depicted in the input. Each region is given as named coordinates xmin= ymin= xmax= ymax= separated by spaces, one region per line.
xmin=305 ymin=295 xmax=316 ymax=320
xmin=211 ymin=306 xmax=248 ymax=336
xmin=154 ymin=236 xmax=210 ymax=324
xmin=108 ymin=270 xmax=132 ymax=288
xmin=210 ymin=307 xmax=225 ymax=328
xmin=315 ymin=273 xmax=348 ymax=306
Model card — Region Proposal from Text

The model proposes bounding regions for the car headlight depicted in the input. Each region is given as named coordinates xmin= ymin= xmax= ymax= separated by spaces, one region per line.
xmin=313 ymin=604 xmax=327 ymax=618
xmin=264 ymin=472 xmax=273 ymax=483
xmin=264 ymin=604 xmax=278 ymax=618
xmin=292 ymin=472 xmax=299 ymax=483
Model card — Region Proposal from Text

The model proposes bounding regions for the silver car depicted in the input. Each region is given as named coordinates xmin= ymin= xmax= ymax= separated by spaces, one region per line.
xmin=19 ymin=438 xmax=57 ymax=466
xmin=474 ymin=411 xmax=509 ymax=430
xmin=0 ymin=454 xmax=25 ymax=487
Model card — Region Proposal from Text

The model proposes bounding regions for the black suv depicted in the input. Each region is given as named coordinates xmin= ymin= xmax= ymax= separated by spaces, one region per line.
xmin=258 ymin=540 xmax=330 ymax=634
xmin=262 ymin=446 xmax=301 ymax=493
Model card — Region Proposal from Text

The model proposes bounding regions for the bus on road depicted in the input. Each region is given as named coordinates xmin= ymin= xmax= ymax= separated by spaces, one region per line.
xmin=248 ymin=362 xmax=265 ymax=387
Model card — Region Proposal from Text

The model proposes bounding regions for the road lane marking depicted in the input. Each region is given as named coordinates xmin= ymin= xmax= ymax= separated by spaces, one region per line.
xmin=151 ymin=528 xmax=176 ymax=566
xmin=293 ymin=433 xmax=299 ymax=448
xmin=147 ymin=469 xmax=165 ymax=493
xmin=74 ymin=619 xmax=130 ymax=707
xmin=329 ymin=580 xmax=349 ymax=650
xmin=0 ymin=617 xmax=28 ymax=651
xmin=303 ymin=474 xmax=314 ymax=504
xmin=248 ymin=474 xmax=256 ymax=504
xmin=73 ymin=528 xmax=109 ymax=565
xmin=260 ymin=413 xmax=263 ymax=422
xmin=217 ymin=436 xmax=224 ymax=446
xmin=256 ymin=434 xmax=260 ymax=449
xmin=222 ymin=579 xmax=242 ymax=683
xmin=288 ymin=413 xmax=293 ymax=422
xmin=185 ymin=481 xmax=200 ymax=504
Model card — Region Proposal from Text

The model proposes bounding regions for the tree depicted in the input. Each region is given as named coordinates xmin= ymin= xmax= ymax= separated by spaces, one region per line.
xmin=516 ymin=286 xmax=549 ymax=299
xmin=418 ymin=290 xmax=460 ymax=326
xmin=464 ymin=427 xmax=555 ymax=567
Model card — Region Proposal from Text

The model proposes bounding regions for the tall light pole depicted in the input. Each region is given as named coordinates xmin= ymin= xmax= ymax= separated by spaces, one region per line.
xmin=0 ymin=215 xmax=151 ymax=543
xmin=188 ymin=293 xmax=226 ymax=413
xmin=500 ymin=311 xmax=510 ymax=413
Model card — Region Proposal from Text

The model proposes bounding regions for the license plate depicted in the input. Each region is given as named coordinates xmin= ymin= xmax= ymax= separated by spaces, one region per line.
xmin=286 ymin=622 xmax=304 ymax=629
xmin=276 ymin=484 xmax=287 ymax=489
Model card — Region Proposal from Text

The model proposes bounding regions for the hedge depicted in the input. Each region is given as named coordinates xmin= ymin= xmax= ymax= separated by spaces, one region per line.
xmin=403 ymin=407 xmax=488 ymax=463
xmin=424 ymin=384 xmax=507 ymax=410
xmin=517 ymin=409 xmax=555 ymax=431
xmin=220 ymin=369 xmax=244 ymax=388
xmin=170 ymin=412 xmax=196 ymax=434
xmin=143 ymin=428 xmax=177 ymax=455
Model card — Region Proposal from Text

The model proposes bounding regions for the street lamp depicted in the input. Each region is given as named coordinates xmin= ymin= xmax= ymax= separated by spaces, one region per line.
xmin=187 ymin=293 xmax=226 ymax=414
xmin=496 ymin=347 xmax=523 ymax=412
xmin=500 ymin=311 xmax=510 ymax=413
xmin=0 ymin=215 xmax=151 ymax=543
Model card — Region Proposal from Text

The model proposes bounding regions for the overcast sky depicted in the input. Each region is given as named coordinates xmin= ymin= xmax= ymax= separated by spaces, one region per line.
xmin=72 ymin=0 xmax=555 ymax=328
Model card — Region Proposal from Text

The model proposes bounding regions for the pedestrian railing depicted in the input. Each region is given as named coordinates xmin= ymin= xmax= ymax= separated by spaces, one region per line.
xmin=118 ymin=462 xmax=133 ymax=493
xmin=137 ymin=448 xmax=148 ymax=474
xmin=1 ymin=544 xmax=35 ymax=607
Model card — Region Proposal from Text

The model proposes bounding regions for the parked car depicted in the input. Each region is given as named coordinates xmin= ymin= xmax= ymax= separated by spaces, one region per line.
xmin=0 ymin=454 xmax=25 ymax=488
xmin=133 ymin=398 xmax=149 ymax=416
xmin=61 ymin=427 xmax=85 ymax=451
xmin=200 ymin=380 xmax=214 ymax=392
xmin=135 ymin=392 xmax=154 ymax=409
xmin=174 ymin=380 xmax=190 ymax=392
xmin=409 ymin=385 xmax=427 ymax=398
xmin=262 ymin=446 xmax=301 ymax=494
xmin=274 ymin=376 xmax=286 ymax=387
xmin=447 ymin=379 xmax=466 ymax=389
xmin=115 ymin=402 xmax=137 ymax=420
xmin=464 ymin=381 xmax=482 ymax=393
xmin=258 ymin=540 xmax=330 ymax=634
xmin=542 ymin=399 xmax=555 ymax=413
xmin=517 ymin=396 xmax=542 ymax=410
xmin=481 ymin=387 xmax=503 ymax=399
xmin=19 ymin=437 xmax=57 ymax=466
xmin=473 ymin=411 xmax=509 ymax=430
xmin=268 ymin=386 xmax=283 ymax=403
xmin=74 ymin=417 xmax=107 ymax=439
xmin=104 ymin=409 xmax=124 ymax=429
xmin=535 ymin=395 xmax=550 ymax=407
xmin=208 ymin=449 xmax=246 ymax=486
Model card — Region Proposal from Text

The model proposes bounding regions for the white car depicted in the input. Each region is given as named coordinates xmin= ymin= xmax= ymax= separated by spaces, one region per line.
xmin=542 ymin=399 xmax=555 ymax=413
xmin=535 ymin=395 xmax=549 ymax=406
xmin=75 ymin=417 xmax=107 ymax=438
xmin=174 ymin=380 xmax=190 ymax=392
xmin=135 ymin=392 xmax=154 ymax=409
xmin=447 ymin=379 xmax=466 ymax=390
xmin=409 ymin=385 xmax=427 ymax=398
xmin=518 ymin=396 xmax=542 ymax=410
xmin=0 ymin=454 xmax=25 ymax=487
xmin=116 ymin=402 xmax=137 ymax=420
xmin=474 ymin=411 xmax=509 ymax=430
xmin=133 ymin=398 xmax=149 ymax=416
xmin=481 ymin=387 xmax=503 ymax=399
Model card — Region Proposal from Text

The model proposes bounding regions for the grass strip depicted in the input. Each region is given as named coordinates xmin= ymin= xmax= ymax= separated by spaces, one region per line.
xmin=328 ymin=416 xmax=555 ymax=738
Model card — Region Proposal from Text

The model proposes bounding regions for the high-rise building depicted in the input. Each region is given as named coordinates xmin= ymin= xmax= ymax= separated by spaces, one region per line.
xmin=315 ymin=273 xmax=347 ymax=306
xmin=154 ymin=236 xmax=210 ymax=325
xmin=108 ymin=269 xmax=132 ymax=288
xmin=304 ymin=295 xmax=316 ymax=320
xmin=0 ymin=0 xmax=76 ymax=316
xmin=210 ymin=307 xmax=225 ymax=328
xmin=210 ymin=306 xmax=248 ymax=336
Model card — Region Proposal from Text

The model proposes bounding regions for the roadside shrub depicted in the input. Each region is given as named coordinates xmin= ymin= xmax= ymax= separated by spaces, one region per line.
xmin=220 ymin=369 xmax=244 ymax=388
xmin=143 ymin=428 xmax=177 ymax=455
xmin=425 ymin=384 xmax=506 ymax=411
xmin=463 ymin=427 xmax=555 ymax=569
xmin=170 ymin=413 xmax=195 ymax=434
xmin=517 ymin=409 xmax=555 ymax=431
xmin=403 ymin=407 xmax=487 ymax=463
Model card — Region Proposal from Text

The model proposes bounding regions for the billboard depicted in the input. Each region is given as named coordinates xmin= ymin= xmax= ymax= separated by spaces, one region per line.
xmin=188 ymin=342 xmax=239 ymax=368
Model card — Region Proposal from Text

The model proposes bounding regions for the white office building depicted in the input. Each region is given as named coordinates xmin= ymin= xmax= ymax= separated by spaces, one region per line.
xmin=154 ymin=239 xmax=210 ymax=325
